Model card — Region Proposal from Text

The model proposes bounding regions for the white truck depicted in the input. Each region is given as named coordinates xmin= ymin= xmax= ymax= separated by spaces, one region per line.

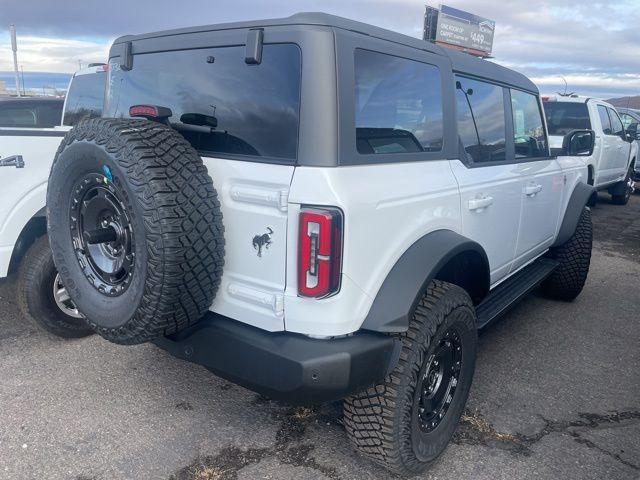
xmin=45 ymin=14 xmax=596 ymax=476
xmin=0 ymin=65 xmax=106 ymax=337
xmin=543 ymin=95 xmax=637 ymax=205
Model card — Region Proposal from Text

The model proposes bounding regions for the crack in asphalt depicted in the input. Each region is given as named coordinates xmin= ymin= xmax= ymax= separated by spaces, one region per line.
xmin=454 ymin=409 xmax=640 ymax=471
xmin=169 ymin=396 xmax=342 ymax=480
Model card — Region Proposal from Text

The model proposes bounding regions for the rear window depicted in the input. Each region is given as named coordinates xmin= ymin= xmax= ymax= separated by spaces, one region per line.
xmin=0 ymin=101 xmax=63 ymax=128
xmin=63 ymin=72 xmax=106 ymax=126
xmin=354 ymin=49 xmax=443 ymax=155
xmin=597 ymin=105 xmax=612 ymax=135
xmin=543 ymin=102 xmax=591 ymax=136
xmin=106 ymin=44 xmax=301 ymax=162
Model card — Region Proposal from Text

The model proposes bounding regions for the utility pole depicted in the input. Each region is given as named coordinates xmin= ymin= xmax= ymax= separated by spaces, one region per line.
xmin=20 ymin=65 xmax=25 ymax=95
xmin=10 ymin=24 xmax=22 ymax=97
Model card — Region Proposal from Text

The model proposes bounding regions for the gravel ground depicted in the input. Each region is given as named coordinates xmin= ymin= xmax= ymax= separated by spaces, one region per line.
xmin=0 ymin=193 xmax=638 ymax=480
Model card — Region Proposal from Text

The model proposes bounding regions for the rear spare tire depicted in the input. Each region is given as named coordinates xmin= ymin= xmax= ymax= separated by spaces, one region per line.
xmin=47 ymin=118 xmax=225 ymax=344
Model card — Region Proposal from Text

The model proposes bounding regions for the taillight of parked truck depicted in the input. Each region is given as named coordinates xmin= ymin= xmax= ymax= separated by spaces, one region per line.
xmin=298 ymin=207 xmax=342 ymax=298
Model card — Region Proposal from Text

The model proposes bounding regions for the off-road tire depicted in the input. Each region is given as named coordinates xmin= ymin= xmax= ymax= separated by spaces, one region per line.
xmin=47 ymin=118 xmax=225 ymax=345
xmin=17 ymin=235 xmax=93 ymax=338
xmin=542 ymin=207 xmax=592 ymax=301
xmin=610 ymin=166 xmax=634 ymax=205
xmin=343 ymin=281 xmax=477 ymax=477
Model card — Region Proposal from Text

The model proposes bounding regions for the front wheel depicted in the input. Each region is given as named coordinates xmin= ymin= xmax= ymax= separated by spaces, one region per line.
xmin=343 ymin=281 xmax=477 ymax=476
xmin=542 ymin=207 xmax=593 ymax=301
xmin=17 ymin=235 xmax=93 ymax=338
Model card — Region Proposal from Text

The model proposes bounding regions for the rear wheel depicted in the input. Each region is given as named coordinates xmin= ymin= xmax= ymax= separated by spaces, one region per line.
xmin=610 ymin=166 xmax=634 ymax=205
xmin=343 ymin=281 xmax=477 ymax=476
xmin=17 ymin=235 xmax=93 ymax=338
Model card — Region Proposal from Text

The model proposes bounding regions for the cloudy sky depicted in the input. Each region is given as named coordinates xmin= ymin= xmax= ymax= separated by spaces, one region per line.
xmin=1 ymin=0 xmax=639 ymax=98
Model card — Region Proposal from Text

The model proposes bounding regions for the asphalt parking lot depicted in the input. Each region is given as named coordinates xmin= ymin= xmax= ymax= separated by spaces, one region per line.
xmin=0 ymin=193 xmax=639 ymax=480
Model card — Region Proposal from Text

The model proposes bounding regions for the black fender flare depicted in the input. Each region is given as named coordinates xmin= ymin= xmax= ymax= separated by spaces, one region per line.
xmin=552 ymin=182 xmax=595 ymax=247
xmin=361 ymin=230 xmax=489 ymax=333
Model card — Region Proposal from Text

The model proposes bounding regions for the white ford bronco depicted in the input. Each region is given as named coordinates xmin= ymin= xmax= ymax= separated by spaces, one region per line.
xmin=46 ymin=14 xmax=595 ymax=476
xmin=543 ymin=95 xmax=637 ymax=205
xmin=0 ymin=65 xmax=106 ymax=337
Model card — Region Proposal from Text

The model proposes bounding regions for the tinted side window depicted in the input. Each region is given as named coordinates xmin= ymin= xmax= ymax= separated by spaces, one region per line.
xmin=455 ymin=76 xmax=506 ymax=163
xmin=597 ymin=105 xmax=612 ymax=135
xmin=0 ymin=105 xmax=37 ymax=127
xmin=63 ymin=73 xmax=106 ymax=126
xmin=36 ymin=102 xmax=64 ymax=127
xmin=354 ymin=50 xmax=443 ymax=155
xmin=608 ymin=108 xmax=624 ymax=137
xmin=107 ymin=44 xmax=301 ymax=161
xmin=543 ymin=102 xmax=591 ymax=136
xmin=510 ymin=90 xmax=548 ymax=158
xmin=620 ymin=113 xmax=635 ymax=128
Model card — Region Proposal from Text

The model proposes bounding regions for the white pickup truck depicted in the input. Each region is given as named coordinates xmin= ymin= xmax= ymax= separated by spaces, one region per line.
xmin=0 ymin=65 xmax=106 ymax=337
xmin=543 ymin=95 xmax=637 ymax=205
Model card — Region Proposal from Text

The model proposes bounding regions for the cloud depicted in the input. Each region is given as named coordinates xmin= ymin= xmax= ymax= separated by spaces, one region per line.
xmin=0 ymin=0 xmax=639 ymax=97
xmin=0 ymin=35 xmax=111 ymax=72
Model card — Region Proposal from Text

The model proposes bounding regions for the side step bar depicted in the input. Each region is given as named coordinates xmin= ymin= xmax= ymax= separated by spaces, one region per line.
xmin=476 ymin=257 xmax=559 ymax=329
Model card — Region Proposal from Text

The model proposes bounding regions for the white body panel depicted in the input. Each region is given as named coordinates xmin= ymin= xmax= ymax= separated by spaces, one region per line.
xmin=0 ymin=128 xmax=68 ymax=276
xmin=202 ymin=157 xmax=294 ymax=332
xmin=511 ymin=158 xmax=563 ymax=271
xmin=448 ymin=160 xmax=522 ymax=284
xmin=590 ymin=101 xmax=629 ymax=187
xmin=285 ymin=160 xmax=461 ymax=336
xmin=285 ymin=157 xmax=585 ymax=336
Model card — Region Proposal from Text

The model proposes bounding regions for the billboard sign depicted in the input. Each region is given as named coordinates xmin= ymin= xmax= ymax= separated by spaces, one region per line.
xmin=434 ymin=5 xmax=495 ymax=56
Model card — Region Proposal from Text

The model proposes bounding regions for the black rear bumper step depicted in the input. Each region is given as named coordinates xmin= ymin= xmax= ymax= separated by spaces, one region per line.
xmin=476 ymin=257 xmax=558 ymax=329
xmin=154 ymin=313 xmax=399 ymax=405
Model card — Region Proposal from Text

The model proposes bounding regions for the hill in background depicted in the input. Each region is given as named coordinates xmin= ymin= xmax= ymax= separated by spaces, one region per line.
xmin=606 ymin=96 xmax=640 ymax=109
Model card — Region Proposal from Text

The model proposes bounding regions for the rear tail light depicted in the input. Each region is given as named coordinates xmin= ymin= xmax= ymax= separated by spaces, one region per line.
xmin=298 ymin=207 xmax=343 ymax=298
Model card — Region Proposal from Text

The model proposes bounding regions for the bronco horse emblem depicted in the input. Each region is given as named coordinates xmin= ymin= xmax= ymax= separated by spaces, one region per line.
xmin=252 ymin=227 xmax=273 ymax=257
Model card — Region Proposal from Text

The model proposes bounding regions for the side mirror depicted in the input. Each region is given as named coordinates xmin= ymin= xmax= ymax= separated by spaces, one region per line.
xmin=562 ymin=129 xmax=595 ymax=156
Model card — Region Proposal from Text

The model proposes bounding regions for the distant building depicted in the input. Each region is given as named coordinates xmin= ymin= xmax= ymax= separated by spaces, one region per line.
xmin=0 ymin=81 xmax=7 ymax=95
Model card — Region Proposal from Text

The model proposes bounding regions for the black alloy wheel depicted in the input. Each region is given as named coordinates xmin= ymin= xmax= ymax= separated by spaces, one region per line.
xmin=69 ymin=170 xmax=135 ymax=297
xmin=415 ymin=328 xmax=463 ymax=433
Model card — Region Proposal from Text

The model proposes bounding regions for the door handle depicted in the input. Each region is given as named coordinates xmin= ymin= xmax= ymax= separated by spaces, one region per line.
xmin=0 ymin=155 xmax=25 ymax=168
xmin=524 ymin=183 xmax=543 ymax=196
xmin=468 ymin=195 xmax=493 ymax=211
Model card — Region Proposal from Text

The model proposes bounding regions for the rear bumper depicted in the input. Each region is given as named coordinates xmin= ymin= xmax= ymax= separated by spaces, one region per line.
xmin=154 ymin=313 xmax=399 ymax=405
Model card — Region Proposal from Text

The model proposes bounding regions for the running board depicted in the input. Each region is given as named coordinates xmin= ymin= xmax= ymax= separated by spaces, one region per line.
xmin=476 ymin=257 xmax=559 ymax=329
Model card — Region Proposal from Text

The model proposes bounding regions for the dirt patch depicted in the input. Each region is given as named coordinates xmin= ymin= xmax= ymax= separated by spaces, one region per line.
xmin=170 ymin=400 xmax=341 ymax=480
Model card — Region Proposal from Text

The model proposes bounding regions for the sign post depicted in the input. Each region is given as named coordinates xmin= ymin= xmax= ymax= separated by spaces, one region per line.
xmin=423 ymin=5 xmax=495 ymax=58
xmin=10 ymin=24 xmax=22 ymax=97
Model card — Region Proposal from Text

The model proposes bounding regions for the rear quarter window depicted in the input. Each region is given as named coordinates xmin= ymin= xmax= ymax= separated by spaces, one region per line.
xmin=106 ymin=44 xmax=301 ymax=163
xmin=0 ymin=101 xmax=63 ymax=128
xmin=63 ymin=73 xmax=106 ymax=126
xmin=543 ymin=102 xmax=591 ymax=136
xmin=354 ymin=49 xmax=444 ymax=155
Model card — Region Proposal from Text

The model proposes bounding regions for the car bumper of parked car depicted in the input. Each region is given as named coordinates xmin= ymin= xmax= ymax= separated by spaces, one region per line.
xmin=153 ymin=313 xmax=400 ymax=404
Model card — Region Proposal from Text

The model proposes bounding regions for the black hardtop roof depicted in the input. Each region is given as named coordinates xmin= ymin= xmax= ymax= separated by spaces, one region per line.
xmin=112 ymin=12 xmax=537 ymax=94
